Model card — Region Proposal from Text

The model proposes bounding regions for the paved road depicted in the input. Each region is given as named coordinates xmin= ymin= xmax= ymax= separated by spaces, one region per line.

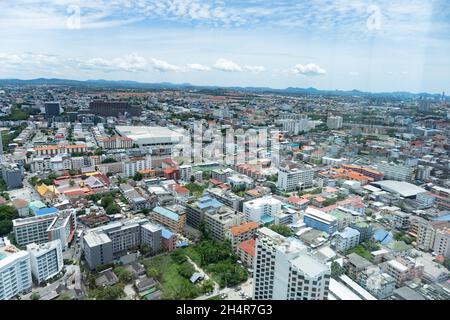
xmin=195 ymin=278 xmax=253 ymax=301
xmin=186 ymin=256 xmax=220 ymax=297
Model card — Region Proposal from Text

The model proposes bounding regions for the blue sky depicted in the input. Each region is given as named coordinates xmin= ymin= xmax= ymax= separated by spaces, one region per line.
xmin=0 ymin=0 xmax=449 ymax=93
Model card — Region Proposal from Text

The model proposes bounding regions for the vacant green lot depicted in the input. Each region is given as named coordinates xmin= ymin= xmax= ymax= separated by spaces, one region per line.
xmin=179 ymin=240 xmax=248 ymax=288
xmin=143 ymin=254 xmax=201 ymax=300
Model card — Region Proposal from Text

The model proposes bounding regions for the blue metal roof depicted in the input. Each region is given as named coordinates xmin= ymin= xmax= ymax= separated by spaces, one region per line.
xmin=261 ymin=214 xmax=274 ymax=224
xmin=177 ymin=241 xmax=189 ymax=248
xmin=152 ymin=206 xmax=179 ymax=222
xmin=35 ymin=207 xmax=58 ymax=216
xmin=29 ymin=200 xmax=46 ymax=211
xmin=161 ymin=228 xmax=174 ymax=239
xmin=432 ymin=214 xmax=450 ymax=222
xmin=340 ymin=227 xmax=360 ymax=239
xmin=197 ymin=196 xmax=223 ymax=209
xmin=373 ymin=229 xmax=393 ymax=245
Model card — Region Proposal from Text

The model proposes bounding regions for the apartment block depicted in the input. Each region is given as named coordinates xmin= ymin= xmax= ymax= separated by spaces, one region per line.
xmin=83 ymin=218 xmax=161 ymax=270
xmin=253 ymin=227 xmax=330 ymax=300
xmin=26 ymin=240 xmax=63 ymax=284
xmin=0 ymin=246 xmax=32 ymax=300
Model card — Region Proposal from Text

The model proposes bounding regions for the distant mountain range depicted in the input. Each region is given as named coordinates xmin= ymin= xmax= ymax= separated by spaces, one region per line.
xmin=0 ymin=78 xmax=443 ymax=99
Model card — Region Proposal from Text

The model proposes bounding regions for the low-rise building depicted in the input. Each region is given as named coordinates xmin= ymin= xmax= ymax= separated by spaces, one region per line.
xmin=150 ymin=205 xmax=186 ymax=234
xmin=334 ymin=227 xmax=360 ymax=252
xmin=237 ymin=238 xmax=255 ymax=268
xmin=226 ymin=221 xmax=258 ymax=251
xmin=304 ymin=207 xmax=338 ymax=234
xmin=345 ymin=253 xmax=373 ymax=282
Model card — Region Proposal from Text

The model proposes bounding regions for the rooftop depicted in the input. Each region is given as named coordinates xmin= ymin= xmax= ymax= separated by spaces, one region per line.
xmin=238 ymin=239 xmax=256 ymax=257
xmin=116 ymin=126 xmax=183 ymax=143
xmin=371 ymin=180 xmax=426 ymax=198
xmin=229 ymin=221 xmax=258 ymax=236
xmin=152 ymin=206 xmax=180 ymax=222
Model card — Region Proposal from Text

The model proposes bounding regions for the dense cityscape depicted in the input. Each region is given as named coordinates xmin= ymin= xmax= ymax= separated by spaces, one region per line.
xmin=0 ymin=82 xmax=449 ymax=301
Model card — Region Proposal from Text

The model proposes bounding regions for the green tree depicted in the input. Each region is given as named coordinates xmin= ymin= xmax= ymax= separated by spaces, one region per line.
xmin=444 ymin=258 xmax=450 ymax=271
xmin=268 ymin=224 xmax=292 ymax=237
xmin=105 ymin=204 xmax=120 ymax=215
xmin=93 ymin=284 xmax=125 ymax=300
xmin=0 ymin=220 xmax=13 ymax=237
xmin=101 ymin=158 xmax=117 ymax=164
xmin=133 ymin=172 xmax=143 ymax=181
xmin=114 ymin=266 xmax=133 ymax=283
xmin=201 ymin=279 xmax=215 ymax=293
xmin=31 ymin=292 xmax=40 ymax=300
xmin=146 ymin=267 xmax=160 ymax=279
xmin=101 ymin=195 xmax=114 ymax=208
xmin=178 ymin=261 xmax=195 ymax=279
xmin=0 ymin=205 xmax=19 ymax=236
xmin=331 ymin=261 xmax=345 ymax=278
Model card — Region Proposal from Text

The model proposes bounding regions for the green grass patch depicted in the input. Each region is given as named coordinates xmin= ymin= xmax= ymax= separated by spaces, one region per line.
xmin=143 ymin=255 xmax=200 ymax=300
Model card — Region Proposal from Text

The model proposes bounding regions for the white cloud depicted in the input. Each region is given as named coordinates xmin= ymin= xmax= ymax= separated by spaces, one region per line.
xmin=291 ymin=63 xmax=327 ymax=76
xmin=150 ymin=58 xmax=182 ymax=72
xmin=187 ymin=63 xmax=211 ymax=71
xmin=214 ymin=58 xmax=242 ymax=72
xmin=0 ymin=52 xmax=61 ymax=67
xmin=114 ymin=54 xmax=149 ymax=72
xmin=244 ymin=65 xmax=265 ymax=73
xmin=349 ymin=71 xmax=360 ymax=76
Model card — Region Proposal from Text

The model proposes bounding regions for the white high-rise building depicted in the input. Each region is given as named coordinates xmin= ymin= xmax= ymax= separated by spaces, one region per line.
xmin=179 ymin=165 xmax=193 ymax=182
xmin=27 ymin=240 xmax=63 ymax=284
xmin=122 ymin=155 xmax=152 ymax=177
xmin=0 ymin=246 xmax=32 ymax=300
xmin=277 ymin=163 xmax=314 ymax=192
xmin=432 ymin=226 xmax=450 ymax=258
xmin=279 ymin=114 xmax=313 ymax=135
xmin=327 ymin=116 xmax=343 ymax=130
xmin=253 ymin=228 xmax=331 ymax=300
xmin=243 ymin=196 xmax=283 ymax=223
xmin=376 ymin=163 xmax=415 ymax=182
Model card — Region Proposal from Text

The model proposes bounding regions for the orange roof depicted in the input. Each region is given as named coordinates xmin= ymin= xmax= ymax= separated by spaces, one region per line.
xmin=229 ymin=221 xmax=258 ymax=236
xmin=174 ymin=186 xmax=189 ymax=194
xmin=210 ymin=179 xmax=222 ymax=185
xmin=347 ymin=171 xmax=373 ymax=182
xmin=314 ymin=196 xmax=326 ymax=202
xmin=287 ymin=196 xmax=309 ymax=204
xmin=163 ymin=168 xmax=175 ymax=174
xmin=65 ymin=145 xmax=87 ymax=149
xmin=138 ymin=169 xmax=156 ymax=174
xmin=238 ymin=239 xmax=255 ymax=257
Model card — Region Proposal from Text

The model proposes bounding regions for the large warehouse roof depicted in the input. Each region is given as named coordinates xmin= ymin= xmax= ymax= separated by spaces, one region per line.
xmin=371 ymin=180 xmax=425 ymax=198
xmin=116 ymin=126 xmax=184 ymax=145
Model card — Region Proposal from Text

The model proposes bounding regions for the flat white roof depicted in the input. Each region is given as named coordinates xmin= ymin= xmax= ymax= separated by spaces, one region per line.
xmin=116 ymin=126 xmax=183 ymax=145
xmin=339 ymin=275 xmax=377 ymax=300
xmin=371 ymin=180 xmax=425 ymax=198
xmin=290 ymin=253 xmax=328 ymax=277
xmin=388 ymin=259 xmax=408 ymax=272
xmin=329 ymin=279 xmax=362 ymax=300
xmin=305 ymin=207 xmax=336 ymax=223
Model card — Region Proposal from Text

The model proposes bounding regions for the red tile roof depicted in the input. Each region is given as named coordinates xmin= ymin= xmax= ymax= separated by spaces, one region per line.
xmin=238 ymin=239 xmax=256 ymax=257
